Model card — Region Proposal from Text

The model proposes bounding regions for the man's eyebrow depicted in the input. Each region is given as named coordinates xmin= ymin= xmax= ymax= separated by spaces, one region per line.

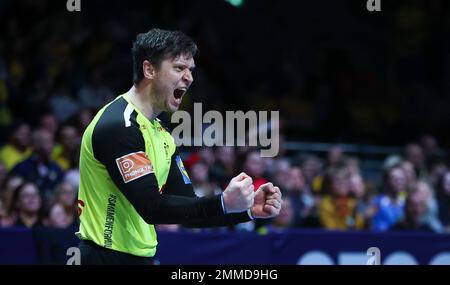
xmin=174 ymin=61 xmax=195 ymax=71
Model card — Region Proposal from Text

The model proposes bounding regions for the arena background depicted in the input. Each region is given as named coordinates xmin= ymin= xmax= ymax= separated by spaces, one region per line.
xmin=0 ymin=0 xmax=450 ymax=265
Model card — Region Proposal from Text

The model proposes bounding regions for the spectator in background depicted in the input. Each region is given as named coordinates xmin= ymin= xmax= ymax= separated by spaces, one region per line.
xmin=51 ymin=125 xmax=80 ymax=170
xmin=344 ymin=156 xmax=360 ymax=176
xmin=349 ymin=173 xmax=371 ymax=228
xmin=370 ymin=164 xmax=407 ymax=231
xmin=271 ymin=158 xmax=292 ymax=192
xmin=426 ymin=156 xmax=448 ymax=189
xmin=383 ymin=155 xmax=402 ymax=171
xmin=242 ymin=150 xmax=268 ymax=190
xmin=210 ymin=146 xmax=236 ymax=188
xmin=326 ymin=145 xmax=344 ymax=168
xmin=76 ymin=109 xmax=94 ymax=134
xmin=0 ymin=122 xmax=31 ymax=170
xmin=419 ymin=134 xmax=441 ymax=164
xmin=436 ymin=171 xmax=450 ymax=232
xmin=318 ymin=167 xmax=364 ymax=230
xmin=0 ymin=175 xmax=24 ymax=219
xmin=52 ymin=182 xmax=77 ymax=227
xmin=190 ymin=160 xmax=220 ymax=197
xmin=391 ymin=188 xmax=433 ymax=232
xmin=404 ymin=143 xmax=427 ymax=179
xmin=300 ymin=154 xmax=323 ymax=194
xmin=6 ymin=182 xmax=43 ymax=228
xmin=12 ymin=129 xmax=64 ymax=199
xmin=42 ymin=202 xmax=70 ymax=229
xmin=288 ymin=166 xmax=319 ymax=227
xmin=400 ymin=160 xmax=417 ymax=190
xmin=235 ymin=149 xmax=269 ymax=232
xmin=185 ymin=147 xmax=216 ymax=172
xmin=63 ymin=139 xmax=81 ymax=191
xmin=198 ymin=147 xmax=215 ymax=168
xmin=414 ymin=181 xmax=442 ymax=233
xmin=39 ymin=113 xmax=59 ymax=138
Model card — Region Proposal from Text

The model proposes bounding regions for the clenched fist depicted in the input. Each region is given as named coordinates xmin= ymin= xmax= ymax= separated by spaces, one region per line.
xmin=251 ymin=182 xmax=282 ymax=219
xmin=222 ymin=172 xmax=255 ymax=213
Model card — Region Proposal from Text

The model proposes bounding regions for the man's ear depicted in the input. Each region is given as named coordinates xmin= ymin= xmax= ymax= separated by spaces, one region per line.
xmin=142 ymin=60 xmax=156 ymax=80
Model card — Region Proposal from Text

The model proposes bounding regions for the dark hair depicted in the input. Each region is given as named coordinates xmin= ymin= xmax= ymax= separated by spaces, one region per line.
xmin=9 ymin=181 xmax=43 ymax=217
xmin=321 ymin=166 xmax=349 ymax=195
xmin=381 ymin=163 xmax=403 ymax=194
xmin=131 ymin=28 xmax=198 ymax=85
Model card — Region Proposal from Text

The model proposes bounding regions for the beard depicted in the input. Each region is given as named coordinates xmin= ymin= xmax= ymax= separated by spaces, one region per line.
xmin=149 ymin=81 xmax=172 ymax=112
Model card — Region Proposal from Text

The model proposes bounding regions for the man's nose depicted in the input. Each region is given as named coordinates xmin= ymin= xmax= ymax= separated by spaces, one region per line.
xmin=183 ymin=70 xmax=193 ymax=85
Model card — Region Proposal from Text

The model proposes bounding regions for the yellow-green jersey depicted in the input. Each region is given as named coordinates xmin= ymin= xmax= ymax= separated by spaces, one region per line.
xmin=76 ymin=94 xmax=250 ymax=259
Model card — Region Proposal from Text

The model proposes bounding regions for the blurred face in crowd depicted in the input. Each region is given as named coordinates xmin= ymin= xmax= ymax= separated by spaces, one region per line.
xmin=430 ymin=162 xmax=447 ymax=182
xmin=56 ymin=182 xmax=77 ymax=208
xmin=345 ymin=158 xmax=360 ymax=176
xmin=216 ymin=146 xmax=235 ymax=167
xmin=12 ymin=123 xmax=30 ymax=149
xmin=1 ymin=176 xmax=23 ymax=213
xmin=405 ymin=144 xmax=425 ymax=169
xmin=199 ymin=148 xmax=215 ymax=167
xmin=17 ymin=183 xmax=41 ymax=214
xmin=415 ymin=181 xmax=432 ymax=202
xmin=302 ymin=156 xmax=322 ymax=183
xmin=6 ymin=176 xmax=23 ymax=190
xmin=401 ymin=161 xmax=416 ymax=186
xmin=331 ymin=171 xmax=349 ymax=198
xmin=244 ymin=151 xmax=265 ymax=179
xmin=420 ymin=135 xmax=438 ymax=156
xmin=290 ymin=167 xmax=305 ymax=192
xmin=32 ymin=129 xmax=54 ymax=159
xmin=47 ymin=203 xmax=69 ymax=228
xmin=387 ymin=167 xmax=407 ymax=194
xmin=190 ymin=162 xmax=209 ymax=184
xmin=327 ymin=146 xmax=343 ymax=167
xmin=349 ymin=173 xmax=365 ymax=199
xmin=406 ymin=192 xmax=427 ymax=222
xmin=272 ymin=160 xmax=291 ymax=190
xmin=40 ymin=114 xmax=58 ymax=136
xmin=60 ymin=125 xmax=79 ymax=150
xmin=147 ymin=54 xmax=195 ymax=112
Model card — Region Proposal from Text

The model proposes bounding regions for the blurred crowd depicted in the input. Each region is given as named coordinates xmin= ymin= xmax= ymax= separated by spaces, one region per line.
xmin=0 ymin=118 xmax=82 ymax=230
xmin=157 ymin=136 xmax=450 ymax=234
xmin=1 ymin=118 xmax=450 ymax=235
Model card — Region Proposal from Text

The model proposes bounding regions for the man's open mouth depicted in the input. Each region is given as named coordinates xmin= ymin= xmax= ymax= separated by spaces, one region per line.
xmin=174 ymin=88 xmax=187 ymax=99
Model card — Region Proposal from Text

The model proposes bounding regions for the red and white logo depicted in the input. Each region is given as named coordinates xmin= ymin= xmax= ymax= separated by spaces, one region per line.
xmin=116 ymin=151 xmax=154 ymax=183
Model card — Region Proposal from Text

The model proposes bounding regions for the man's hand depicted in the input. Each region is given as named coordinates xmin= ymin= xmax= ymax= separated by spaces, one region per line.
xmin=251 ymin=182 xmax=282 ymax=219
xmin=222 ymin=172 xmax=255 ymax=213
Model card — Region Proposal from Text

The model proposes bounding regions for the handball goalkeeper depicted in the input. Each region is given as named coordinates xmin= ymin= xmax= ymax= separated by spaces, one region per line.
xmin=76 ymin=28 xmax=282 ymax=265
